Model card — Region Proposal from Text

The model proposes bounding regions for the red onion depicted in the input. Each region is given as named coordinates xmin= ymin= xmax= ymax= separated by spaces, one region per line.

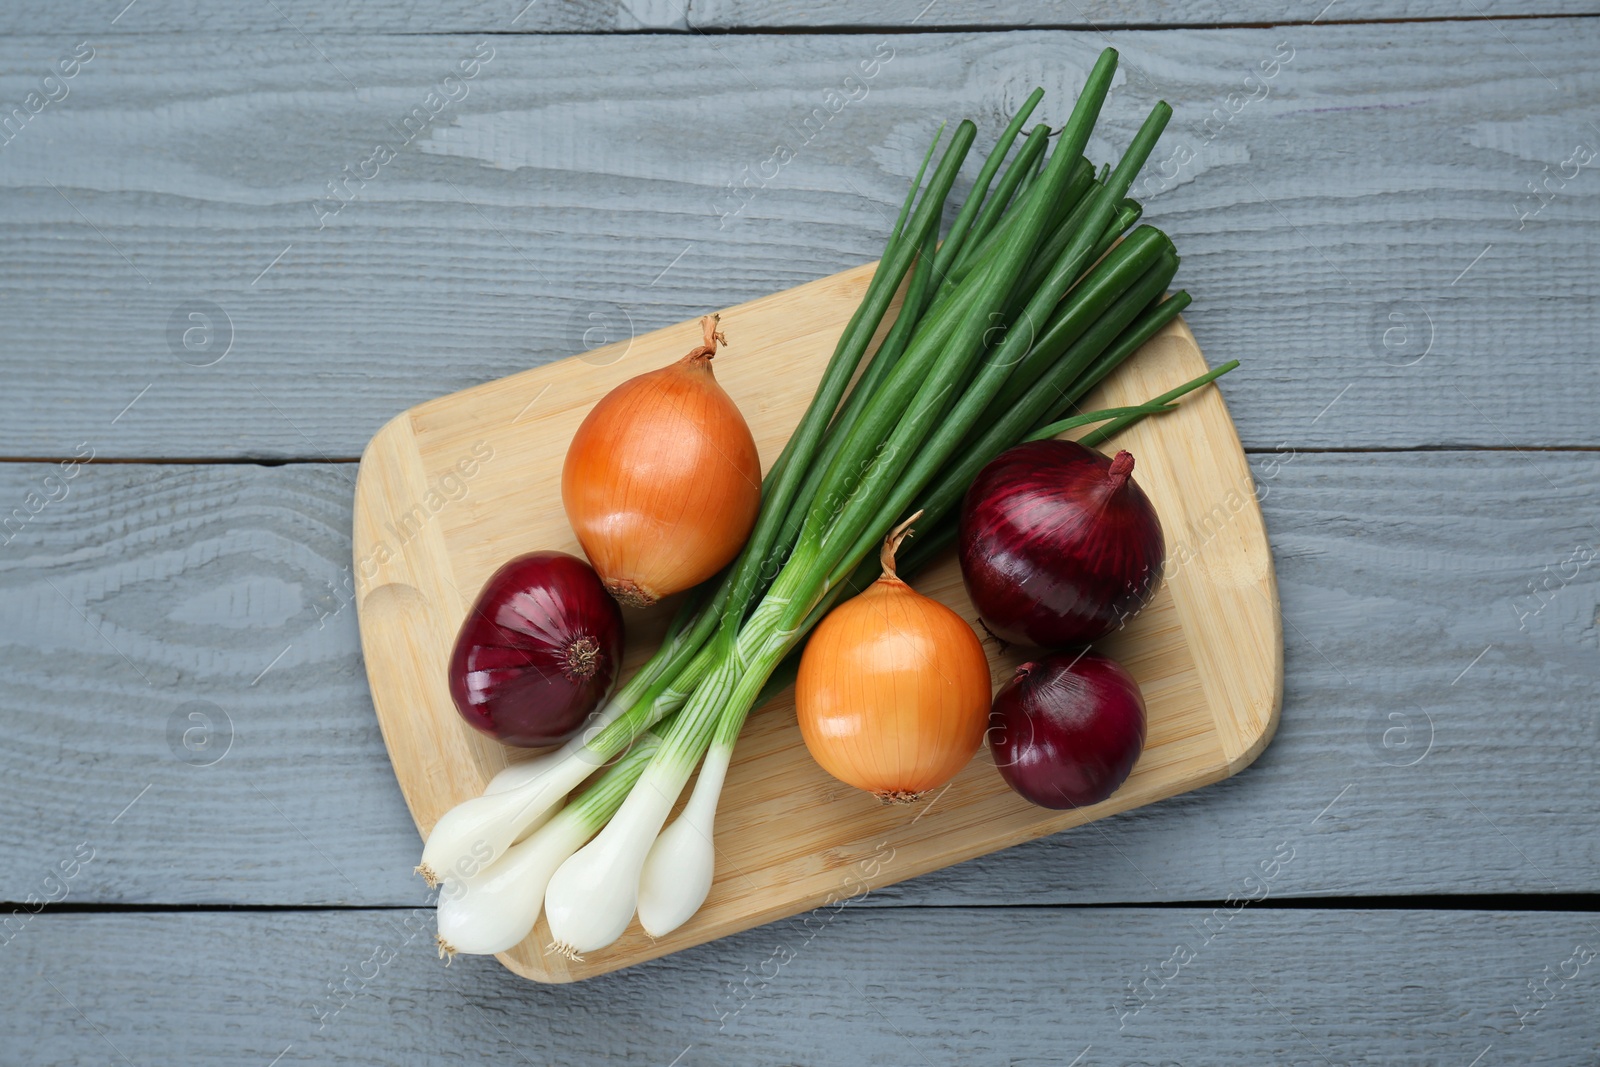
xmin=448 ymin=551 xmax=624 ymax=748
xmin=988 ymin=650 xmax=1146 ymax=809
xmin=958 ymin=440 xmax=1164 ymax=648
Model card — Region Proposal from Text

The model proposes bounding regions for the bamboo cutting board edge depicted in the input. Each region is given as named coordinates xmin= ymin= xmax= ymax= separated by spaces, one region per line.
xmin=353 ymin=261 xmax=1282 ymax=983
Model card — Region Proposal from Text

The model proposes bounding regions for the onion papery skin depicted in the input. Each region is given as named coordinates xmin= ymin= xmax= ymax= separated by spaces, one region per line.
xmin=796 ymin=576 xmax=992 ymax=801
xmin=988 ymin=650 xmax=1146 ymax=809
xmin=561 ymin=322 xmax=761 ymax=608
xmin=448 ymin=551 xmax=624 ymax=748
xmin=958 ymin=440 xmax=1164 ymax=648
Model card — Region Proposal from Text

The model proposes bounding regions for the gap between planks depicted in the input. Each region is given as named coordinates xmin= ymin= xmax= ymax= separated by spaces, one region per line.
xmin=101 ymin=12 xmax=1600 ymax=35
xmin=7 ymin=445 xmax=1600 ymax=466
xmin=12 ymin=893 xmax=1600 ymax=914
xmin=672 ymin=12 xmax=1600 ymax=34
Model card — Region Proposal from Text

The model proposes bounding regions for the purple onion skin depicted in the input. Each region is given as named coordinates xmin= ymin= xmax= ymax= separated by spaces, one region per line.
xmin=958 ymin=440 xmax=1164 ymax=648
xmin=988 ymin=650 xmax=1147 ymax=809
xmin=448 ymin=551 xmax=624 ymax=748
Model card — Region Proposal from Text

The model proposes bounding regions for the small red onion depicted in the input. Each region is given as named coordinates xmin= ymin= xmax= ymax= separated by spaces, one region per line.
xmin=958 ymin=439 xmax=1164 ymax=648
xmin=448 ymin=551 xmax=624 ymax=748
xmin=988 ymin=650 xmax=1146 ymax=809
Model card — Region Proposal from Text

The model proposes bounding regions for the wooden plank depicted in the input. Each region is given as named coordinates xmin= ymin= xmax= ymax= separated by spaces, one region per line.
xmin=3 ymin=908 xmax=1596 ymax=1063
xmin=0 ymin=0 xmax=687 ymax=34
xmin=2 ymin=0 xmax=1588 ymax=33
xmin=694 ymin=0 xmax=1600 ymax=28
xmin=355 ymin=282 xmax=1279 ymax=980
xmin=0 ymin=24 xmax=1595 ymax=457
xmin=0 ymin=451 xmax=1595 ymax=907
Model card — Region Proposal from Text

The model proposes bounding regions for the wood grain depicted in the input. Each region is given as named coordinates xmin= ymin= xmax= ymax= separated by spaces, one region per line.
xmin=0 ymin=0 xmax=687 ymax=34
xmin=354 ymin=257 xmax=1279 ymax=980
xmin=3 ymin=0 xmax=1587 ymax=33
xmin=1 ymin=450 xmax=1596 ymax=909
xmin=0 ymin=24 xmax=1595 ymax=457
xmin=4 ymin=908 xmax=1597 ymax=1064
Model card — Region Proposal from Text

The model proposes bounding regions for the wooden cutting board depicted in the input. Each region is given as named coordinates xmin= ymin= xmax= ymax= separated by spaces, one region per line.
xmin=352 ymin=261 xmax=1282 ymax=983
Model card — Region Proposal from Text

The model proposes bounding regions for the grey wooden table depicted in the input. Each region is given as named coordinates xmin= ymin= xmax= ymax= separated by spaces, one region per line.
xmin=2 ymin=2 xmax=1597 ymax=1064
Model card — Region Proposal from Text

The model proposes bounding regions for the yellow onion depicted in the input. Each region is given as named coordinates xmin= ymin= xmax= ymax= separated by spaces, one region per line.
xmin=796 ymin=513 xmax=992 ymax=802
xmin=561 ymin=315 xmax=761 ymax=607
